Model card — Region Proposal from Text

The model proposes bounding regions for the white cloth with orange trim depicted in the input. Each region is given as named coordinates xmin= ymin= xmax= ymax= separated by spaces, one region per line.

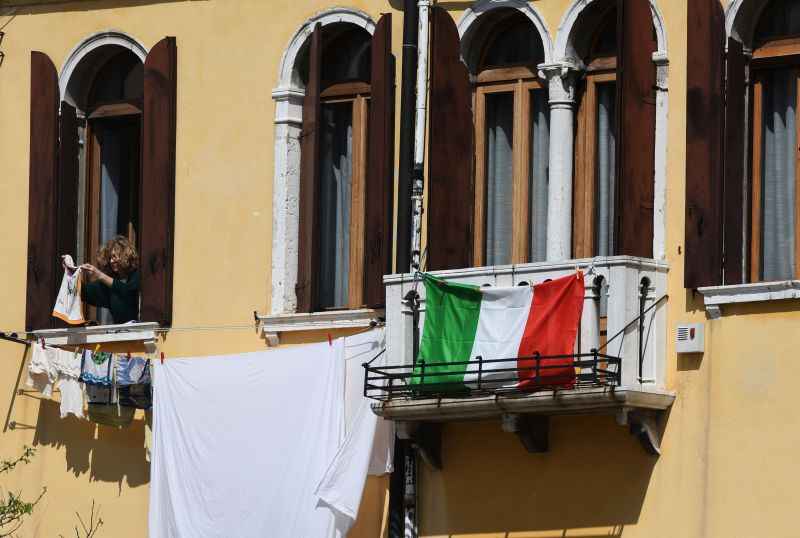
xmin=52 ymin=255 xmax=85 ymax=325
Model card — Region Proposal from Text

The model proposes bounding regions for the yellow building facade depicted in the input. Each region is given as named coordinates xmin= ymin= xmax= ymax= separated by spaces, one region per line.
xmin=1 ymin=0 xmax=799 ymax=537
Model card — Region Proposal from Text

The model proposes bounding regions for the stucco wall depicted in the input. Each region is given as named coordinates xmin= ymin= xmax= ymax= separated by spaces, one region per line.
xmin=0 ymin=1 xmax=399 ymax=536
xmin=3 ymin=0 xmax=800 ymax=537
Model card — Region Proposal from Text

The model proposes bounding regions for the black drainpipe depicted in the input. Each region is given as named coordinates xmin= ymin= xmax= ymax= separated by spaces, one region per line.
xmin=395 ymin=0 xmax=418 ymax=274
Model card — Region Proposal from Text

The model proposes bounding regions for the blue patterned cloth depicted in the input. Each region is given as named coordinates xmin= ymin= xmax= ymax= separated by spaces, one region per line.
xmin=80 ymin=351 xmax=113 ymax=386
xmin=116 ymin=356 xmax=150 ymax=386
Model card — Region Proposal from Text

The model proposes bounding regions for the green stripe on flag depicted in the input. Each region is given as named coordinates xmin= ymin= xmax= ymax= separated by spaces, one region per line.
xmin=412 ymin=274 xmax=482 ymax=388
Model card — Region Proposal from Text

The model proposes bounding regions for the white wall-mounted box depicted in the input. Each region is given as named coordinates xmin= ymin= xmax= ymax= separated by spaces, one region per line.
xmin=676 ymin=323 xmax=704 ymax=354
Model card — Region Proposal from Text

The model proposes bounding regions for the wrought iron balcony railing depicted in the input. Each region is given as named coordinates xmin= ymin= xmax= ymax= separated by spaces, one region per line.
xmin=364 ymin=350 xmax=622 ymax=401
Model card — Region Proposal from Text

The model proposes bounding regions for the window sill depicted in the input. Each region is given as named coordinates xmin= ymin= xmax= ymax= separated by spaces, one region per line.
xmin=30 ymin=322 xmax=160 ymax=352
xmin=257 ymin=308 xmax=383 ymax=346
xmin=697 ymin=280 xmax=800 ymax=318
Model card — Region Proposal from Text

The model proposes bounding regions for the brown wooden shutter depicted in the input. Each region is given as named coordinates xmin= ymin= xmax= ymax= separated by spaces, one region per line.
xmin=296 ymin=23 xmax=322 ymax=313
xmin=141 ymin=37 xmax=177 ymax=325
xmin=684 ymin=0 xmax=725 ymax=288
xmin=364 ymin=14 xmax=395 ymax=307
xmin=426 ymin=6 xmax=474 ymax=271
xmin=26 ymin=52 xmax=60 ymax=331
xmin=616 ymin=0 xmax=657 ymax=258
xmin=723 ymin=37 xmax=746 ymax=285
xmin=57 ymin=102 xmax=79 ymax=262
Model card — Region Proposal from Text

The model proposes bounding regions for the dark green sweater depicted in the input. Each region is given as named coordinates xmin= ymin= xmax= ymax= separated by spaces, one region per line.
xmin=82 ymin=270 xmax=140 ymax=324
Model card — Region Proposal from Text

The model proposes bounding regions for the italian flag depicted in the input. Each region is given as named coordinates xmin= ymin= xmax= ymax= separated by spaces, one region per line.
xmin=414 ymin=272 xmax=584 ymax=390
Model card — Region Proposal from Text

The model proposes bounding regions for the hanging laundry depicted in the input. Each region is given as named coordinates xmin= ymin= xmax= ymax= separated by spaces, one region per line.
xmin=80 ymin=350 xmax=113 ymax=386
xmin=150 ymin=340 xmax=346 ymax=538
xmin=316 ymin=329 xmax=394 ymax=534
xmin=57 ymin=377 xmax=85 ymax=419
xmin=25 ymin=342 xmax=58 ymax=397
xmin=116 ymin=355 xmax=152 ymax=409
xmin=55 ymin=348 xmax=85 ymax=419
xmin=52 ymin=255 xmax=86 ymax=325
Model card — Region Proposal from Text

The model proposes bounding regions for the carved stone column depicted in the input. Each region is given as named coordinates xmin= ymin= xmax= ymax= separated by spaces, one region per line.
xmin=539 ymin=62 xmax=579 ymax=261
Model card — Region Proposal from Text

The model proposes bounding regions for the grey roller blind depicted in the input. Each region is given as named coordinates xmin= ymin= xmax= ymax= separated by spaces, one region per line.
xmin=318 ymin=102 xmax=353 ymax=308
xmin=485 ymin=92 xmax=514 ymax=266
xmin=761 ymin=69 xmax=796 ymax=281
xmin=596 ymin=82 xmax=617 ymax=257
xmin=529 ymin=90 xmax=549 ymax=262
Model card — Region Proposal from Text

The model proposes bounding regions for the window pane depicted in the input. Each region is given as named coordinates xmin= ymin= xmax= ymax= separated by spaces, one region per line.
xmin=485 ymin=92 xmax=515 ymax=266
xmin=318 ymin=102 xmax=353 ymax=308
xmin=529 ymin=89 xmax=549 ymax=262
xmin=595 ymin=82 xmax=617 ymax=257
xmin=761 ymin=69 xmax=797 ymax=281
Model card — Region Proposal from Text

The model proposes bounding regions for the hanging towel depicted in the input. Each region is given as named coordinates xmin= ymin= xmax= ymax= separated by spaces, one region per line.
xmin=149 ymin=340 xmax=346 ymax=538
xmin=25 ymin=342 xmax=58 ymax=397
xmin=52 ymin=255 xmax=85 ymax=325
xmin=80 ymin=351 xmax=113 ymax=386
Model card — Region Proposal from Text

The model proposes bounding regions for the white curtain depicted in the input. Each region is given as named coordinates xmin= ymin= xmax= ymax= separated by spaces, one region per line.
xmin=529 ymin=90 xmax=550 ymax=262
xmin=761 ymin=69 xmax=796 ymax=281
xmin=100 ymin=128 xmax=121 ymax=245
xmin=596 ymin=83 xmax=617 ymax=257
xmin=485 ymin=93 xmax=515 ymax=266
xmin=319 ymin=103 xmax=353 ymax=308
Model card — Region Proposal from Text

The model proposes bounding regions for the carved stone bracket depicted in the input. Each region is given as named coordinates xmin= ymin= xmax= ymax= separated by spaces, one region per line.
xmin=617 ymin=408 xmax=663 ymax=456
xmin=396 ymin=421 xmax=442 ymax=470
xmin=501 ymin=414 xmax=550 ymax=453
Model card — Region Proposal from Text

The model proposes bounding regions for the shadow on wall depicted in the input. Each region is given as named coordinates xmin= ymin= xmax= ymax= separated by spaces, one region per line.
xmin=421 ymin=415 xmax=657 ymax=537
xmin=32 ymin=398 xmax=149 ymax=490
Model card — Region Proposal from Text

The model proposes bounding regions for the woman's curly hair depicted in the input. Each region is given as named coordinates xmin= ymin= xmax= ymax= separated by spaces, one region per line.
xmin=96 ymin=236 xmax=139 ymax=277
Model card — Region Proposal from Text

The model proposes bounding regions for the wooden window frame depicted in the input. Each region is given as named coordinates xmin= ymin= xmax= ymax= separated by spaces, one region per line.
xmin=473 ymin=70 xmax=545 ymax=267
xmin=748 ymin=66 xmax=800 ymax=282
xmin=318 ymin=83 xmax=370 ymax=310
xmin=573 ymin=69 xmax=616 ymax=258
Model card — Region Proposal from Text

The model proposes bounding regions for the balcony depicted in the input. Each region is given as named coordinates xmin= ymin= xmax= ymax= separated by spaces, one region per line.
xmin=371 ymin=256 xmax=674 ymax=459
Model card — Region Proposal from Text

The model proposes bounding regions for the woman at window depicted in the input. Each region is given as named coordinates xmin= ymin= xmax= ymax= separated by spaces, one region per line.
xmin=65 ymin=236 xmax=140 ymax=324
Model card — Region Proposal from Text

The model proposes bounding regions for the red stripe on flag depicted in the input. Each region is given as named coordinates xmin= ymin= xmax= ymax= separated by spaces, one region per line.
xmin=517 ymin=273 xmax=584 ymax=390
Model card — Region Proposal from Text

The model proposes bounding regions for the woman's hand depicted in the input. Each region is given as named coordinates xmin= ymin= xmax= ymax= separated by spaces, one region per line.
xmin=81 ymin=264 xmax=114 ymax=287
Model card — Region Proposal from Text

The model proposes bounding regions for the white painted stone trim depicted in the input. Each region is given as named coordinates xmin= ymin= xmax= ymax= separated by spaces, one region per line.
xmin=31 ymin=322 xmax=159 ymax=353
xmin=457 ymin=0 xmax=553 ymax=66
xmin=59 ymin=30 xmax=148 ymax=105
xmin=270 ymin=8 xmax=376 ymax=315
xmin=725 ymin=0 xmax=770 ymax=49
xmin=698 ymin=281 xmax=800 ymax=319
xmin=554 ymin=0 xmax=667 ymax=64
xmin=276 ymin=7 xmax=376 ymax=92
xmin=258 ymin=308 xmax=383 ymax=346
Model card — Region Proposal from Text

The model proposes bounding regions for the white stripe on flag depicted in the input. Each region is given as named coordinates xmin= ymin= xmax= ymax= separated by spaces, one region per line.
xmin=463 ymin=286 xmax=534 ymax=388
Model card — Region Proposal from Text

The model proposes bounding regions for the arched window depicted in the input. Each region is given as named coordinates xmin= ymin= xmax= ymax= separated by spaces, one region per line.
xmin=749 ymin=0 xmax=800 ymax=281
xmin=83 ymin=50 xmax=143 ymax=262
xmin=472 ymin=9 xmax=549 ymax=266
xmin=573 ymin=5 xmax=617 ymax=258
xmin=316 ymin=25 xmax=372 ymax=309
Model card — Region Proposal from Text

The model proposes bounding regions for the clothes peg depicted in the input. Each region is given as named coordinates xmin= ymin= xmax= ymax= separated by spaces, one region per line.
xmin=327 ymin=333 xmax=333 ymax=346
xmin=160 ymin=352 xmax=165 ymax=364
xmin=40 ymin=336 xmax=45 ymax=348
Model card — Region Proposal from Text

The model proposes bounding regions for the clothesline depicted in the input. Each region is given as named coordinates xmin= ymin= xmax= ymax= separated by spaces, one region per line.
xmin=0 ymin=320 xmax=386 ymax=342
